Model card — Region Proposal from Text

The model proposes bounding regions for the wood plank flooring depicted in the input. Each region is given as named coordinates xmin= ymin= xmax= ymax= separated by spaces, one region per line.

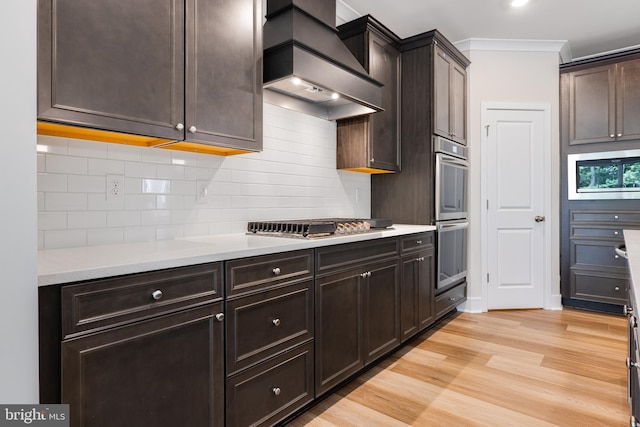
xmin=288 ymin=309 xmax=629 ymax=427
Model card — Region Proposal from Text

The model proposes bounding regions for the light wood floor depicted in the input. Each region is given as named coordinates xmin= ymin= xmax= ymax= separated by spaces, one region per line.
xmin=288 ymin=309 xmax=629 ymax=427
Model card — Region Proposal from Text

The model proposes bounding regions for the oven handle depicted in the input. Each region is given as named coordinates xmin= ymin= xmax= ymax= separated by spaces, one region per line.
xmin=438 ymin=221 xmax=469 ymax=231
xmin=437 ymin=152 xmax=469 ymax=168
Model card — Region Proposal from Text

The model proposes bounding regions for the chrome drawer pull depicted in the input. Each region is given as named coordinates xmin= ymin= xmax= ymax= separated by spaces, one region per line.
xmin=272 ymin=318 xmax=281 ymax=327
xmin=151 ymin=290 xmax=163 ymax=300
xmin=272 ymin=387 xmax=281 ymax=396
xmin=416 ymin=240 xmax=422 ymax=245
xmin=272 ymin=267 xmax=281 ymax=276
xmin=215 ymin=313 xmax=224 ymax=322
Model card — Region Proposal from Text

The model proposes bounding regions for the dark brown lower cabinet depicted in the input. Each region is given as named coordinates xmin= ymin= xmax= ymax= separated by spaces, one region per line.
xmin=435 ymin=281 xmax=467 ymax=320
xmin=62 ymin=303 xmax=224 ymax=427
xmin=226 ymin=342 xmax=314 ymax=427
xmin=315 ymin=247 xmax=400 ymax=397
xmin=401 ymin=248 xmax=435 ymax=341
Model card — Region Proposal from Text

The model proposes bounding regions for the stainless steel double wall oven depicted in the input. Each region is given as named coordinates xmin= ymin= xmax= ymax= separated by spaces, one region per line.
xmin=434 ymin=136 xmax=469 ymax=290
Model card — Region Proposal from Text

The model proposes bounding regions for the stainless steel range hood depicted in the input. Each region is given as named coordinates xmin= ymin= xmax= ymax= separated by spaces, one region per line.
xmin=263 ymin=0 xmax=384 ymax=120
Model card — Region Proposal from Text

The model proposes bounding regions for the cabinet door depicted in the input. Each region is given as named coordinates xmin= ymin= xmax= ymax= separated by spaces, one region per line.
xmin=433 ymin=46 xmax=452 ymax=139
xmin=315 ymin=267 xmax=364 ymax=396
xmin=616 ymin=59 xmax=640 ymax=142
xmin=450 ymin=62 xmax=467 ymax=145
xmin=568 ymin=65 xmax=615 ymax=145
xmin=364 ymin=258 xmax=400 ymax=363
xmin=368 ymin=33 xmax=401 ymax=171
xmin=185 ymin=0 xmax=262 ymax=151
xmin=37 ymin=0 xmax=185 ymax=140
xmin=62 ymin=303 xmax=224 ymax=427
xmin=401 ymin=250 xmax=434 ymax=342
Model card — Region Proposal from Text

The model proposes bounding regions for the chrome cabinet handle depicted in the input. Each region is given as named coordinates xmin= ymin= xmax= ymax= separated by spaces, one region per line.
xmin=615 ymin=254 xmax=620 ymax=259
xmin=272 ymin=387 xmax=281 ymax=396
xmin=175 ymin=123 xmax=184 ymax=131
xmin=614 ymin=215 xmax=619 ymax=220
xmin=215 ymin=313 xmax=224 ymax=322
xmin=360 ymin=272 xmax=372 ymax=278
xmin=416 ymin=240 xmax=422 ymax=245
xmin=272 ymin=267 xmax=281 ymax=276
xmin=188 ymin=125 xmax=197 ymax=133
xmin=272 ymin=318 xmax=281 ymax=327
xmin=615 ymin=231 xmax=619 ymax=235
xmin=449 ymin=297 xmax=456 ymax=301
xmin=630 ymin=316 xmax=637 ymax=328
xmin=610 ymin=134 xmax=615 ymax=138
xmin=627 ymin=357 xmax=640 ymax=369
xmin=618 ymin=133 xmax=623 ymax=137
xmin=625 ymin=305 xmax=634 ymax=316
xmin=151 ymin=290 xmax=163 ymax=300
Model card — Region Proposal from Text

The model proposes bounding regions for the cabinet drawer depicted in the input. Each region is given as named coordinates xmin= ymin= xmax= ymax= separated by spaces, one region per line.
xmin=226 ymin=250 xmax=313 ymax=298
xmin=570 ymin=240 xmax=628 ymax=269
xmin=571 ymin=210 xmax=640 ymax=225
xmin=226 ymin=342 xmax=314 ymax=427
xmin=316 ymin=237 xmax=399 ymax=274
xmin=571 ymin=225 xmax=624 ymax=240
xmin=570 ymin=269 xmax=628 ymax=304
xmin=62 ymin=263 xmax=222 ymax=338
xmin=435 ymin=282 xmax=466 ymax=319
xmin=226 ymin=281 xmax=313 ymax=374
xmin=401 ymin=232 xmax=434 ymax=254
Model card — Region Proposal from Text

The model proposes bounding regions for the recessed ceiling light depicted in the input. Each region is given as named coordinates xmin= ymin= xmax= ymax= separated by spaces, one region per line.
xmin=511 ymin=0 xmax=528 ymax=7
xmin=331 ymin=93 xmax=340 ymax=100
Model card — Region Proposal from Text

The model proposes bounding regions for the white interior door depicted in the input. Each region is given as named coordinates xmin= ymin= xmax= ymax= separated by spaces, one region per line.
xmin=485 ymin=108 xmax=546 ymax=309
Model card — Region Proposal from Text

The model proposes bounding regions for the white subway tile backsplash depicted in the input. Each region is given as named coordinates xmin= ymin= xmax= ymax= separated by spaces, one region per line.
xmin=44 ymin=229 xmax=87 ymax=249
xmin=68 ymin=139 xmax=108 ymax=158
xmin=125 ymin=162 xmax=157 ymax=178
xmin=38 ymin=173 xmax=67 ymax=192
xmin=46 ymin=154 xmax=88 ymax=175
xmin=124 ymin=194 xmax=156 ymax=210
xmin=36 ymin=105 xmax=371 ymax=249
xmin=107 ymin=211 xmax=141 ymax=228
xmin=142 ymin=179 xmax=171 ymax=194
xmin=45 ymin=193 xmax=87 ymax=211
xmin=68 ymin=211 xmax=107 ymax=229
xmin=88 ymin=158 xmax=125 ymax=175
xmin=68 ymin=175 xmax=105 ymax=193
xmin=88 ymin=228 xmax=124 ymax=246
xmin=39 ymin=212 xmax=67 ymax=230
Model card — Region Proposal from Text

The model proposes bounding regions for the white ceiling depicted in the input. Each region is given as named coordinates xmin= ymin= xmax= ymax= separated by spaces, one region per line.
xmin=339 ymin=0 xmax=640 ymax=60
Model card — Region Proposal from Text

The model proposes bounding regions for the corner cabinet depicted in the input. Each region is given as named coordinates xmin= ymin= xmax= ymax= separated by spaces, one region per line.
xmin=433 ymin=43 xmax=467 ymax=145
xmin=336 ymin=16 xmax=402 ymax=173
xmin=566 ymin=56 xmax=640 ymax=145
xmin=37 ymin=0 xmax=262 ymax=154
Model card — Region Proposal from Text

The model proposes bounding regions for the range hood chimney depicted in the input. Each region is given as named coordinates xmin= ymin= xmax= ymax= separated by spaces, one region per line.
xmin=263 ymin=0 xmax=384 ymax=120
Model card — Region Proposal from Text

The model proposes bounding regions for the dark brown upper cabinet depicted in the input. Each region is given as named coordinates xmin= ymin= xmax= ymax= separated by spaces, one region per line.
xmin=433 ymin=44 xmax=467 ymax=145
xmin=336 ymin=16 xmax=401 ymax=173
xmin=567 ymin=58 xmax=640 ymax=145
xmin=37 ymin=0 xmax=262 ymax=155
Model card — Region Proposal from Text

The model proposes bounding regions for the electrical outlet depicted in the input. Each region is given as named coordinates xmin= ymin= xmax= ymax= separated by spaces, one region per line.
xmin=106 ymin=175 xmax=124 ymax=201
xmin=197 ymin=181 xmax=209 ymax=203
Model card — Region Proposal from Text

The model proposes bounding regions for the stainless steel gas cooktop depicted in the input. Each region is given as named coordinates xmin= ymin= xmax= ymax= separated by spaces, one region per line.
xmin=247 ymin=218 xmax=393 ymax=239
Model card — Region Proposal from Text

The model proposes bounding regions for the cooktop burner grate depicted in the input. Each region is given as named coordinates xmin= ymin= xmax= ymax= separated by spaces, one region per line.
xmin=247 ymin=218 xmax=392 ymax=238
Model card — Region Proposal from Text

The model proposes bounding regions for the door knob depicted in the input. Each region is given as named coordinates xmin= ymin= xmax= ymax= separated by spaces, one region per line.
xmin=534 ymin=215 xmax=545 ymax=222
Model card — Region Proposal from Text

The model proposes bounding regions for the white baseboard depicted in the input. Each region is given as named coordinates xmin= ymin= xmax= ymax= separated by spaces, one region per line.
xmin=457 ymin=296 xmax=484 ymax=313
xmin=546 ymin=293 xmax=563 ymax=310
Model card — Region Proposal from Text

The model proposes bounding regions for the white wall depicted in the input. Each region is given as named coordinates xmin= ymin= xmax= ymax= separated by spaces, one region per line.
xmin=459 ymin=46 xmax=562 ymax=312
xmin=37 ymin=104 xmax=371 ymax=249
xmin=0 ymin=0 xmax=39 ymax=402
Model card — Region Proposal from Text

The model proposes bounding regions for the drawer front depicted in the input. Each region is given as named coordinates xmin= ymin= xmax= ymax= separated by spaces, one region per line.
xmin=226 ymin=281 xmax=313 ymax=374
xmin=316 ymin=237 xmax=399 ymax=274
xmin=571 ymin=210 xmax=640 ymax=225
xmin=401 ymin=232 xmax=434 ymax=254
xmin=435 ymin=282 xmax=466 ymax=319
xmin=571 ymin=269 xmax=628 ymax=304
xmin=62 ymin=263 xmax=222 ymax=338
xmin=571 ymin=225 xmax=624 ymax=240
xmin=226 ymin=342 xmax=314 ymax=427
xmin=570 ymin=240 xmax=628 ymax=269
xmin=226 ymin=250 xmax=313 ymax=298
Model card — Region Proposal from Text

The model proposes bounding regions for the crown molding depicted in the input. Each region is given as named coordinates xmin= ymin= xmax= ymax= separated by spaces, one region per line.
xmin=454 ymin=38 xmax=572 ymax=63
xmin=336 ymin=0 xmax=361 ymax=26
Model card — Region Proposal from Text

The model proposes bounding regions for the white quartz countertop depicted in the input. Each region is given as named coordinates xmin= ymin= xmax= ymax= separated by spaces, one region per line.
xmin=625 ymin=229 xmax=640 ymax=309
xmin=38 ymin=224 xmax=435 ymax=286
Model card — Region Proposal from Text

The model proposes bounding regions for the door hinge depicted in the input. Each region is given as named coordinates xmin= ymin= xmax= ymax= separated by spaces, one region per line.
xmin=485 ymin=124 xmax=490 ymax=137
xmin=487 ymin=273 xmax=490 ymax=282
xmin=486 ymin=200 xmax=489 ymax=210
